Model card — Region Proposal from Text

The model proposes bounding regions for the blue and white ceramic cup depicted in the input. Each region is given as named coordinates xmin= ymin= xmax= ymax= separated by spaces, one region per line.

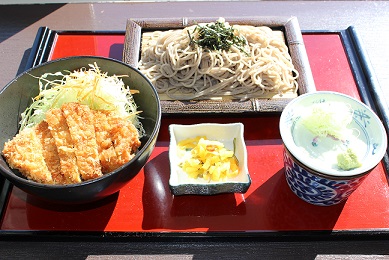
xmin=280 ymin=91 xmax=387 ymax=206
xmin=283 ymin=148 xmax=369 ymax=206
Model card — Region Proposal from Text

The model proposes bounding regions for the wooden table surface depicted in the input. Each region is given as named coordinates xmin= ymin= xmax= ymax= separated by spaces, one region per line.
xmin=1 ymin=2 xmax=389 ymax=259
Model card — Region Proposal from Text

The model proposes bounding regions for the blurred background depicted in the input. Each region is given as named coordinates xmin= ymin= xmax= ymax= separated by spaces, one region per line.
xmin=1 ymin=0 xmax=239 ymax=3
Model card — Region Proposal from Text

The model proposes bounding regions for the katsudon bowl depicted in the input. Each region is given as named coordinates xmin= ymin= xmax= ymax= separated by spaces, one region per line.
xmin=0 ymin=56 xmax=161 ymax=204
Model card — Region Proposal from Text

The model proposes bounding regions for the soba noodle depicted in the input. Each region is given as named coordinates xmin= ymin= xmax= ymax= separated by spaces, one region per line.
xmin=139 ymin=21 xmax=299 ymax=100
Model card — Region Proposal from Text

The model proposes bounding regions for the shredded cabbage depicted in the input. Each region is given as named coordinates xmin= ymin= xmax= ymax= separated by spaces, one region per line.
xmin=20 ymin=63 xmax=144 ymax=136
xmin=302 ymin=101 xmax=353 ymax=140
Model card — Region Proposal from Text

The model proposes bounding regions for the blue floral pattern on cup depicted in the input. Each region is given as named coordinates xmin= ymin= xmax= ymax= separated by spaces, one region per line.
xmin=283 ymin=149 xmax=367 ymax=206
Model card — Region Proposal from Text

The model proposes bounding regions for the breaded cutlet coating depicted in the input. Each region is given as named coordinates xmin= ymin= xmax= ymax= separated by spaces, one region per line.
xmin=93 ymin=110 xmax=122 ymax=173
xmin=35 ymin=121 xmax=67 ymax=184
xmin=2 ymin=102 xmax=142 ymax=185
xmin=62 ymin=102 xmax=102 ymax=181
xmin=46 ymin=108 xmax=81 ymax=183
xmin=107 ymin=112 xmax=141 ymax=166
xmin=2 ymin=127 xmax=53 ymax=184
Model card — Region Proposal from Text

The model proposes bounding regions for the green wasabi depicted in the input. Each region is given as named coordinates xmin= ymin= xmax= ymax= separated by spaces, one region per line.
xmin=337 ymin=148 xmax=362 ymax=170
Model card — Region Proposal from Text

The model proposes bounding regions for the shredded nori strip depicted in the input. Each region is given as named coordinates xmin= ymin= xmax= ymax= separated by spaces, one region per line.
xmin=189 ymin=20 xmax=248 ymax=54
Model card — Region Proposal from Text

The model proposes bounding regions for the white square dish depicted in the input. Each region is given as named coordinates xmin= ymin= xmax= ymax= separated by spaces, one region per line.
xmin=169 ymin=123 xmax=251 ymax=195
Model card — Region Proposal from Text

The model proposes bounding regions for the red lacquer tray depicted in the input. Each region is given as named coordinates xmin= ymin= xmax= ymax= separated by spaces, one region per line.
xmin=0 ymin=26 xmax=388 ymax=240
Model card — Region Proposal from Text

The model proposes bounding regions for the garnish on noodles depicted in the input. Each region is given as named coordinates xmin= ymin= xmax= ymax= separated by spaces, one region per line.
xmin=188 ymin=19 xmax=248 ymax=55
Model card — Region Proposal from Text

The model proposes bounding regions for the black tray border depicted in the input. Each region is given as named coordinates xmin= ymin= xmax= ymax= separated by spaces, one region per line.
xmin=1 ymin=26 xmax=388 ymax=242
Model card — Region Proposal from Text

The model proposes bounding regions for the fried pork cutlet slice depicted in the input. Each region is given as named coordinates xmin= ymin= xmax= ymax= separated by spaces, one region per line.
xmin=46 ymin=108 xmax=81 ymax=184
xmin=2 ymin=102 xmax=141 ymax=185
xmin=35 ymin=121 xmax=66 ymax=184
xmin=107 ymin=112 xmax=141 ymax=167
xmin=2 ymin=127 xmax=53 ymax=184
xmin=61 ymin=102 xmax=102 ymax=181
xmin=94 ymin=110 xmax=141 ymax=173
xmin=93 ymin=110 xmax=122 ymax=173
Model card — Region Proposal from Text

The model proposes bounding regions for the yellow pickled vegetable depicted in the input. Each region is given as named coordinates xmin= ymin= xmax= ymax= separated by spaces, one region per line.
xmin=177 ymin=136 xmax=239 ymax=181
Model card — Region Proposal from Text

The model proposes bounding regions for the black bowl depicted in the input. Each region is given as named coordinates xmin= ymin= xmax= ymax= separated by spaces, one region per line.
xmin=0 ymin=56 xmax=161 ymax=204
